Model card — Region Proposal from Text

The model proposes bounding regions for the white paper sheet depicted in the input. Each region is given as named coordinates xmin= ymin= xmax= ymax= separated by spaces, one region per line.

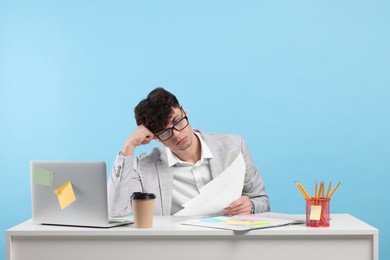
xmin=174 ymin=153 xmax=246 ymax=216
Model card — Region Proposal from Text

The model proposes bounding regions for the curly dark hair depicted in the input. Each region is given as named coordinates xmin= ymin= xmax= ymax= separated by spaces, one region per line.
xmin=134 ymin=87 xmax=180 ymax=134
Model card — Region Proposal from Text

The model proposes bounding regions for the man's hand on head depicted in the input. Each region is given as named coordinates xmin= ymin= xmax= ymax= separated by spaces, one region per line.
xmin=121 ymin=125 xmax=155 ymax=156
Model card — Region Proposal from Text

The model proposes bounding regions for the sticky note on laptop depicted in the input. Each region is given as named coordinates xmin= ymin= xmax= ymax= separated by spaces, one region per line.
xmin=54 ymin=181 xmax=76 ymax=210
xmin=33 ymin=168 xmax=54 ymax=186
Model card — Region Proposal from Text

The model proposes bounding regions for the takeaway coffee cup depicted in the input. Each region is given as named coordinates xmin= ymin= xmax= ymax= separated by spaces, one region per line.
xmin=130 ymin=192 xmax=156 ymax=228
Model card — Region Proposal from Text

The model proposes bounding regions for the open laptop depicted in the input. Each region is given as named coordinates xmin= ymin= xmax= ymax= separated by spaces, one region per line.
xmin=30 ymin=160 xmax=133 ymax=228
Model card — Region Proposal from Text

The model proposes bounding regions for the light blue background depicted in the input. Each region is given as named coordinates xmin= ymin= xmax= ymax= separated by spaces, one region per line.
xmin=1 ymin=0 xmax=389 ymax=259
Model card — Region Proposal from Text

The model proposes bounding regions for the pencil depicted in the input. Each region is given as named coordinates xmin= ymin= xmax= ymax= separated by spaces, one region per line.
xmin=300 ymin=182 xmax=310 ymax=197
xmin=295 ymin=182 xmax=310 ymax=199
xmin=325 ymin=182 xmax=332 ymax=198
xmin=327 ymin=182 xmax=341 ymax=198
xmin=296 ymin=185 xmax=305 ymax=198
xmin=318 ymin=182 xmax=322 ymax=199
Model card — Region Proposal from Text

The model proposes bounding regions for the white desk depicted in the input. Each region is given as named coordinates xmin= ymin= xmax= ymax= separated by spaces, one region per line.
xmin=6 ymin=214 xmax=378 ymax=260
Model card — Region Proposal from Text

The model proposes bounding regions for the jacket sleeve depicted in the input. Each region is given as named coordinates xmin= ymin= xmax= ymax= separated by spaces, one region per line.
xmin=107 ymin=152 xmax=143 ymax=217
xmin=240 ymin=137 xmax=270 ymax=213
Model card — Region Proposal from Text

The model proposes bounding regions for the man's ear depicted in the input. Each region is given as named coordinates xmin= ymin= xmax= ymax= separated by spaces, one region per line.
xmin=154 ymin=136 xmax=161 ymax=143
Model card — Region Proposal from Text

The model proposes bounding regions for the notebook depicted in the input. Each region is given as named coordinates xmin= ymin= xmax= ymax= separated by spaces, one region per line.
xmin=30 ymin=160 xmax=132 ymax=228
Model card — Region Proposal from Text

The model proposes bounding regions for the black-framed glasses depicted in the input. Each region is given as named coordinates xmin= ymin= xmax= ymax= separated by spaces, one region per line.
xmin=155 ymin=109 xmax=189 ymax=141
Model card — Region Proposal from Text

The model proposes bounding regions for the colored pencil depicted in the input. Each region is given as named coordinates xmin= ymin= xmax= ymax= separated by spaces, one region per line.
xmin=327 ymin=182 xmax=341 ymax=198
xmin=325 ymin=182 xmax=332 ymax=198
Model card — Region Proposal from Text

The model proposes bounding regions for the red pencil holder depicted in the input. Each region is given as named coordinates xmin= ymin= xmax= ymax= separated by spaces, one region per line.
xmin=305 ymin=198 xmax=330 ymax=227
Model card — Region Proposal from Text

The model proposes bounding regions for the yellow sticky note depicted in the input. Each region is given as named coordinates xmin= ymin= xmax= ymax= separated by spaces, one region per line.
xmin=227 ymin=221 xmax=252 ymax=225
xmin=310 ymin=205 xmax=322 ymax=220
xmin=54 ymin=181 xmax=76 ymax=210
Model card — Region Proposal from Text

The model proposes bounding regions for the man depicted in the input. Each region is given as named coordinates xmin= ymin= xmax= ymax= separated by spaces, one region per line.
xmin=108 ymin=87 xmax=270 ymax=217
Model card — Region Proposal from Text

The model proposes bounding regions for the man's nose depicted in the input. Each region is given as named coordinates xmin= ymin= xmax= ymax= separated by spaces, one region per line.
xmin=172 ymin=128 xmax=181 ymax=137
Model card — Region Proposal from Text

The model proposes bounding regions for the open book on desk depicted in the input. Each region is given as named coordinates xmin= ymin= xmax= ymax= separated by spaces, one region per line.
xmin=180 ymin=212 xmax=306 ymax=231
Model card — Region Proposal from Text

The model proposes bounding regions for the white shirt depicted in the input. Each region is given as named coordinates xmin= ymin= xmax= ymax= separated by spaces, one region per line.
xmin=167 ymin=132 xmax=213 ymax=214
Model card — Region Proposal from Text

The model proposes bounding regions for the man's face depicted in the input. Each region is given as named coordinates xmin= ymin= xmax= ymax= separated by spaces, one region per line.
xmin=157 ymin=107 xmax=193 ymax=153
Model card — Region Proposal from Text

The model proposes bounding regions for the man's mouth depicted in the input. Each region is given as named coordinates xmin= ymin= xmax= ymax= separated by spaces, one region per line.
xmin=176 ymin=136 xmax=187 ymax=145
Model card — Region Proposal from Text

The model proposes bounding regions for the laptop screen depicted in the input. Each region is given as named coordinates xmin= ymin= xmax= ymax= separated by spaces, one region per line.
xmin=30 ymin=161 xmax=111 ymax=227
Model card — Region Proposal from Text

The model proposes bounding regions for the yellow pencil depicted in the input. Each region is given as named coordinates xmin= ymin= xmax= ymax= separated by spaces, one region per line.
xmin=295 ymin=182 xmax=310 ymax=199
xmin=295 ymin=182 xmax=306 ymax=198
xmin=297 ymin=182 xmax=311 ymax=199
xmin=328 ymin=182 xmax=341 ymax=198
xmin=325 ymin=182 xmax=332 ymax=198
xmin=295 ymin=182 xmax=313 ymax=206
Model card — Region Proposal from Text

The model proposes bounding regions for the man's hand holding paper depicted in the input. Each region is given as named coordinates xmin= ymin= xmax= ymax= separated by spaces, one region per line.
xmin=174 ymin=153 xmax=246 ymax=216
xmin=224 ymin=195 xmax=252 ymax=215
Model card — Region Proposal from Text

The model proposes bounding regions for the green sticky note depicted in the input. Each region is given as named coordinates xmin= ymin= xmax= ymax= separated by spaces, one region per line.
xmin=33 ymin=168 xmax=54 ymax=186
xmin=253 ymin=221 xmax=270 ymax=226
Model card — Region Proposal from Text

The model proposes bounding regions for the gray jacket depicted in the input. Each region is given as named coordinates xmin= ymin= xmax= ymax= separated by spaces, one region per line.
xmin=108 ymin=129 xmax=270 ymax=217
